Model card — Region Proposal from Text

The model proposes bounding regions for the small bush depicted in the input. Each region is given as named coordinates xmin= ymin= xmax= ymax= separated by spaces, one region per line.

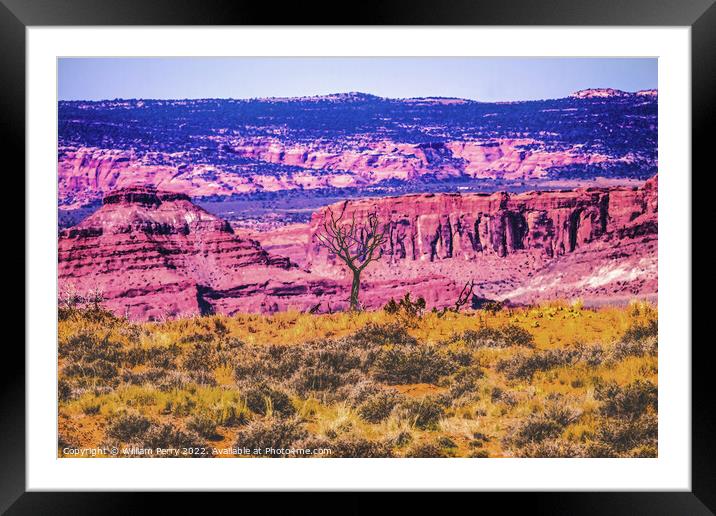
xmin=520 ymin=439 xmax=586 ymax=458
xmin=589 ymin=413 xmax=658 ymax=457
xmin=186 ymin=413 xmax=220 ymax=439
xmin=622 ymin=319 xmax=658 ymax=342
xmin=398 ymin=398 xmax=445 ymax=430
xmin=611 ymin=337 xmax=657 ymax=361
xmin=347 ymin=323 xmax=418 ymax=348
xmin=234 ymin=418 xmax=308 ymax=455
xmin=330 ymin=438 xmax=394 ymax=458
xmin=142 ymin=424 xmax=207 ymax=456
xmin=372 ymin=347 xmax=456 ymax=384
xmin=457 ymin=324 xmax=534 ymax=349
xmin=491 ymin=387 xmax=517 ymax=406
xmin=358 ymin=389 xmax=402 ymax=423
xmin=244 ymin=384 xmax=295 ymax=417
xmin=595 ymin=380 xmax=657 ymax=419
xmin=58 ymin=378 xmax=73 ymax=402
xmin=497 ymin=348 xmax=580 ymax=381
xmin=182 ymin=342 xmax=219 ymax=372
xmin=504 ymin=402 xmax=580 ymax=448
xmin=406 ymin=442 xmax=450 ymax=458
xmin=500 ymin=324 xmax=535 ymax=347
xmin=106 ymin=412 xmax=153 ymax=441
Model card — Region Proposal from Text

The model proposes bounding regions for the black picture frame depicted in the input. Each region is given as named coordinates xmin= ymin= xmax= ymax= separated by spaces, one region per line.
xmin=3 ymin=0 xmax=710 ymax=513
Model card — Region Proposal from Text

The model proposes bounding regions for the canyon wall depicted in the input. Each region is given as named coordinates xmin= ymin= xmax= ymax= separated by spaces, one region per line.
xmin=308 ymin=175 xmax=657 ymax=266
xmin=58 ymin=178 xmax=657 ymax=321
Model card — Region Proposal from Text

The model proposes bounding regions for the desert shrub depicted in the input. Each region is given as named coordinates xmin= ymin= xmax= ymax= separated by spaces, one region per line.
xmin=180 ymin=332 xmax=214 ymax=344
xmin=499 ymin=324 xmax=535 ymax=347
xmin=497 ymin=348 xmax=580 ymax=381
xmin=520 ymin=439 xmax=586 ymax=458
xmin=392 ymin=431 xmax=413 ymax=447
xmin=186 ymin=413 xmax=220 ymax=439
xmin=622 ymin=318 xmax=658 ymax=342
xmin=347 ymin=323 xmax=418 ymax=348
xmin=406 ymin=442 xmax=450 ymax=458
xmin=291 ymin=367 xmax=347 ymax=394
xmin=611 ymin=337 xmax=658 ymax=361
xmin=244 ymin=384 xmax=295 ymax=417
xmin=447 ymin=349 xmax=474 ymax=367
xmin=159 ymin=393 xmax=197 ymax=417
xmin=588 ymin=413 xmax=658 ymax=457
xmin=330 ymin=438 xmax=395 ymax=458
xmin=437 ymin=436 xmax=457 ymax=448
xmin=504 ymin=402 xmax=580 ymax=448
xmin=141 ymin=424 xmax=207 ymax=456
xmin=290 ymin=342 xmax=364 ymax=394
xmin=58 ymin=378 xmax=73 ymax=402
xmin=397 ymin=398 xmax=445 ymax=430
xmin=384 ymin=293 xmax=426 ymax=318
xmin=213 ymin=403 xmax=250 ymax=428
xmin=80 ymin=399 xmax=102 ymax=415
xmin=339 ymin=380 xmax=383 ymax=406
xmin=372 ymin=347 xmax=456 ymax=384
xmin=491 ymin=386 xmax=517 ymax=406
xmin=439 ymin=367 xmax=483 ymax=406
xmin=63 ymin=359 xmax=119 ymax=382
xmin=595 ymin=380 xmax=657 ymax=419
xmin=181 ymin=341 xmax=220 ymax=372
xmin=187 ymin=370 xmax=218 ymax=386
xmin=234 ymin=418 xmax=307 ymax=454
xmin=121 ymin=367 xmax=168 ymax=385
xmin=574 ymin=343 xmax=605 ymax=367
xmin=457 ymin=324 xmax=534 ymax=349
xmin=125 ymin=345 xmax=180 ymax=368
xmin=59 ymin=332 xmax=124 ymax=363
xmin=234 ymin=344 xmax=304 ymax=383
xmin=106 ymin=412 xmax=153 ymax=441
xmin=358 ymin=389 xmax=402 ymax=423
xmin=155 ymin=371 xmax=194 ymax=392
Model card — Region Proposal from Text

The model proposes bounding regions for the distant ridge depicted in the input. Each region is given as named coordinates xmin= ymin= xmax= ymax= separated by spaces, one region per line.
xmin=570 ymin=88 xmax=658 ymax=99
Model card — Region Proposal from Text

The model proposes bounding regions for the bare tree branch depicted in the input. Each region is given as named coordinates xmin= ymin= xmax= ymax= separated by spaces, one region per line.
xmin=314 ymin=205 xmax=387 ymax=310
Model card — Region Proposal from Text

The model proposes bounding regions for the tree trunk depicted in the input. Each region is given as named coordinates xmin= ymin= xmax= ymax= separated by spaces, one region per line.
xmin=349 ymin=269 xmax=361 ymax=311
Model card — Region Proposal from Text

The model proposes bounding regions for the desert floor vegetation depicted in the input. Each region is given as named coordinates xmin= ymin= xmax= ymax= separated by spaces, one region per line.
xmin=58 ymin=299 xmax=657 ymax=458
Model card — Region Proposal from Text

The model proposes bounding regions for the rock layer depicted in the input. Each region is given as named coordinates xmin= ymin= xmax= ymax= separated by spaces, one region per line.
xmin=58 ymin=178 xmax=657 ymax=320
xmin=58 ymin=187 xmax=330 ymax=320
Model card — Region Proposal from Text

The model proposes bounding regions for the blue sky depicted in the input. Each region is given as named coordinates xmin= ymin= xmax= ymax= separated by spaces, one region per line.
xmin=58 ymin=57 xmax=657 ymax=102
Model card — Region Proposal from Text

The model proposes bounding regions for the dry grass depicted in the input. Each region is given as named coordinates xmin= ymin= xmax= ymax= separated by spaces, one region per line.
xmin=58 ymin=300 xmax=657 ymax=458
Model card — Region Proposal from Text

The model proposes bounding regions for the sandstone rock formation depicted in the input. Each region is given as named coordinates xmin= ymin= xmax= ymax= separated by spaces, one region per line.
xmin=307 ymin=176 xmax=657 ymax=307
xmin=59 ymin=178 xmax=657 ymax=320
xmin=58 ymin=187 xmax=335 ymax=320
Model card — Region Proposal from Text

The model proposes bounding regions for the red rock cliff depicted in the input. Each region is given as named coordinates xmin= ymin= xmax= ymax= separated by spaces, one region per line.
xmin=309 ymin=176 xmax=657 ymax=266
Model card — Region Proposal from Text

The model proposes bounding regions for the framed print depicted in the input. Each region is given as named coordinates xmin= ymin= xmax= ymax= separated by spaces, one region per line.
xmin=4 ymin=0 xmax=712 ymax=512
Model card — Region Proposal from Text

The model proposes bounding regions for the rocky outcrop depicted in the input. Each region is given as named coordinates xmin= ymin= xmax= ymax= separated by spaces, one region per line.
xmin=57 ymin=138 xmax=624 ymax=209
xmin=227 ymin=137 xmax=610 ymax=183
xmin=306 ymin=177 xmax=657 ymax=306
xmin=59 ymin=179 xmax=657 ymax=320
xmin=58 ymin=186 xmax=334 ymax=320
xmin=309 ymin=176 xmax=656 ymax=264
xmin=570 ymin=88 xmax=632 ymax=99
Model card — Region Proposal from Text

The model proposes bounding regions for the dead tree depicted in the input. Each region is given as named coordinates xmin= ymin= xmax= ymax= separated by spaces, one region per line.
xmin=314 ymin=205 xmax=387 ymax=311
xmin=453 ymin=280 xmax=476 ymax=312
